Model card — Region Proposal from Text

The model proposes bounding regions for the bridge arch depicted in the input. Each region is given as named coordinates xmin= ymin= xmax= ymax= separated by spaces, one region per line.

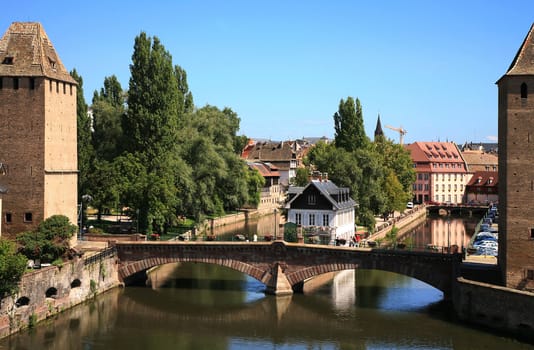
xmin=115 ymin=241 xmax=461 ymax=296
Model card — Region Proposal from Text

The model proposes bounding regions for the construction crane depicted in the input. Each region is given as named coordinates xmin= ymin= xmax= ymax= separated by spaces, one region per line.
xmin=385 ymin=125 xmax=408 ymax=145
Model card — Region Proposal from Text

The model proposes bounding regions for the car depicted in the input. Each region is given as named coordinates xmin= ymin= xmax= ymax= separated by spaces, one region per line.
xmin=406 ymin=202 xmax=414 ymax=209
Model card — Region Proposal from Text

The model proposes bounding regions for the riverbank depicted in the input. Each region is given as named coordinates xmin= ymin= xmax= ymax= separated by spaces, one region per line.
xmin=0 ymin=245 xmax=119 ymax=339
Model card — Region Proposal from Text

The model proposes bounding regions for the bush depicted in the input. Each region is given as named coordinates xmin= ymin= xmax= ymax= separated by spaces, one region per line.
xmin=17 ymin=215 xmax=77 ymax=263
xmin=0 ymin=239 xmax=27 ymax=298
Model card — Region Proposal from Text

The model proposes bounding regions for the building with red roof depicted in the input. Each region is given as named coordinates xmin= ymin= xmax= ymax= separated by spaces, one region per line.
xmin=465 ymin=171 xmax=498 ymax=205
xmin=405 ymin=141 xmax=469 ymax=204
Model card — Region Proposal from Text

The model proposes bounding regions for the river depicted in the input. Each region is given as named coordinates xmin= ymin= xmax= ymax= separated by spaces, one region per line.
xmin=0 ymin=215 xmax=532 ymax=349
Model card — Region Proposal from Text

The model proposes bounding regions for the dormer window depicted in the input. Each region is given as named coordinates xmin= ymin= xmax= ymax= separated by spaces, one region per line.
xmin=2 ymin=56 xmax=14 ymax=65
xmin=307 ymin=194 xmax=316 ymax=205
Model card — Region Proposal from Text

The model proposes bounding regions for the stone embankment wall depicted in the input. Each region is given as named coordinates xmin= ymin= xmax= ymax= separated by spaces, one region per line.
xmin=0 ymin=248 xmax=119 ymax=339
xmin=453 ymin=277 xmax=534 ymax=342
xmin=370 ymin=206 xmax=427 ymax=242
xmin=84 ymin=233 xmax=146 ymax=242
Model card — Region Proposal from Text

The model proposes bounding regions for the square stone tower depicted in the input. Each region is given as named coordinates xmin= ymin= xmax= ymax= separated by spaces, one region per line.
xmin=497 ymin=23 xmax=534 ymax=290
xmin=0 ymin=22 xmax=78 ymax=240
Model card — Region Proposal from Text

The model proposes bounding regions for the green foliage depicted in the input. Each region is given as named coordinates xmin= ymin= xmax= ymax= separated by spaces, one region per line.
xmin=292 ymin=167 xmax=310 ymax=187
xmin=80 ymin=32 xmax=259 ymax=232
xmin=71 ymin=69 xmax=95 ymax=203
xmin=307 ymin=97 xmax=415 ymax=231
xmin=17 ymin=215 xmax=76 ymax=263
xmin=0 ymin=239 xmax=27 ymax=298
xmin=28 ymin=313 xmax=37 ymax=328
xmin=385 ymin=225 xmax=399 ymax=248
xmin=283 ymin=222 xmax=298 ymax=242
xmin=91 ymin=76 xmax=125 ymax=161
xmin=383 ymin=169 xmax=407 ymax=214
xmin=333 ymin=97 xmax=369 ymax=152
xmin=89 ymin=279 xmax=97 ymax=297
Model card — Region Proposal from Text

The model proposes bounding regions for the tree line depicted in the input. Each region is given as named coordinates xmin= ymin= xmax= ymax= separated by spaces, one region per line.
xmin=296 ymin=97 xmax=415 ymax=231
xmin=73 ymin=31 xmax=414 ymax=234
xmin=74 ymin=32 xmax=262 ymax=234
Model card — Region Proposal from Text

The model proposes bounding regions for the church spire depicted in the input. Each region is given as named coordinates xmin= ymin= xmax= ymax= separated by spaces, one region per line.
xmin=374 ymin=114 xmax=384 ymax=141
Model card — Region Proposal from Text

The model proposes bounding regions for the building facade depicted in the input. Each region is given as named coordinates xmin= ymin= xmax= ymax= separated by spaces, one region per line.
xmin=497 ymin=23 xmax=534 ymax=290
xmin=286 ymin=175 xmax=356 ymax=244
xmin=465 ymin=171 xmax=498 ymax=205
xmin=0 ymin=22 xmax=78 ymax=239
xmin=242 ymin=140 xmax=308 ymax=187
xmin=406 ymin=141 xmax=469 ymax=204
xmin=246 ymin=161 xmax=284 ymax=212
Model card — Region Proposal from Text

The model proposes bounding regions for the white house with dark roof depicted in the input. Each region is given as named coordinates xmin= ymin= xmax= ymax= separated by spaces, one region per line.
xmin=286 ymin=175 xmax=356 ymax=244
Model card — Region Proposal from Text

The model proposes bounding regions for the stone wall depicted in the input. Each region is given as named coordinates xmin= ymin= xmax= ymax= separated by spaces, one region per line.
xmin=84 ymin=233 xmax=146 ymax=242
xmin=0 ymin=249 xmax=119 ymax=339
xmin=453 ymin=277 xmax=534 ymax=342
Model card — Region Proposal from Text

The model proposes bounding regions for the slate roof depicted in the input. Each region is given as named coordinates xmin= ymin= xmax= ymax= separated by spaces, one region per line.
xmin=287 ymin=179 xmax=356 ymax=210
xmin=0 ymin=22 xmax=76 ymax=83
xmin=500 ymin=23 xmax=534 ymax=78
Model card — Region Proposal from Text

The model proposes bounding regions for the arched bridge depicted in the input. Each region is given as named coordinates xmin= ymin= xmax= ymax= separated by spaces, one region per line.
xmin=113 ymin=240 xmax=462 ymax=297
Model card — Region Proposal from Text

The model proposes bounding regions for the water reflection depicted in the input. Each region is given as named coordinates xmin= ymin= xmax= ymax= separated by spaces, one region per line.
xmin=2 ymin=263 xmax=532 ymax=350
xmin=210 ymin=213 xmax=283 ymax=240
xmin=402 ymin=214 xmax=479 ymax=250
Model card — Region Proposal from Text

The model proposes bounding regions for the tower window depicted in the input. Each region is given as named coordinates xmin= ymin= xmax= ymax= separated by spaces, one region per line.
xmin=29 ymin=78 xmax=35 ymax=90
xmin=521 ymin=83 xmax=528 ymax=99
xmin=13 ymin=78 xmax=18 ymax=90
xmin=5 ymin=212 xmax=12 ymax=223
xmin=0 ymin=77 xmax=2 ymax=89
xmin=2 ymin=56 xmax=14 ymax=65
xmin=24 ymin=212 xmax=32 ymax=223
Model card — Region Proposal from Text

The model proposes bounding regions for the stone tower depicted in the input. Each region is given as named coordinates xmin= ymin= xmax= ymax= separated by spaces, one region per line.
xmin=0 ymin=22 xmax=78 ymax=240
xmin=497 ymin=23 xmax=534 ymax=290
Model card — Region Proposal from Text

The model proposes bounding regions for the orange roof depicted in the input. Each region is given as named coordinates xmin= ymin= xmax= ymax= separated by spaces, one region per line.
xmin=406 ymin=141 xmax=467 ymax=173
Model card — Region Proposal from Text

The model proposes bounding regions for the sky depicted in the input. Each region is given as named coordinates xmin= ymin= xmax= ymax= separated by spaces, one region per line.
xmin=2 ymin=1 xmax=533 ymax=144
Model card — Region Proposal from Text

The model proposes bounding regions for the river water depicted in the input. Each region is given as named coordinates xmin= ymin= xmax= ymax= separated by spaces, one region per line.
xmin=1 ymin=215 xmax=532 ymax=350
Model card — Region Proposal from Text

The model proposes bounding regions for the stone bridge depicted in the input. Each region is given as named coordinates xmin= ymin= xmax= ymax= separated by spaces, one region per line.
xmin=114 ymin=240 xmax=462 ymax=297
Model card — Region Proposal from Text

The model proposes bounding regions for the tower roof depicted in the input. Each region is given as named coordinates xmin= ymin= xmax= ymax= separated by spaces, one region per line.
xmin=505 ymin=23 xmax=534 ymax=76
xmin=374 ymin=114 xmax=384 ymax=139
xmin=0 ymin=22 xmax=76 ymax=84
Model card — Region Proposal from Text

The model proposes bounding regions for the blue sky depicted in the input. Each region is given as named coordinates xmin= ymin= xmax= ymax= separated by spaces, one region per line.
xmin=2 ymin=1 xmax=533 ymax=144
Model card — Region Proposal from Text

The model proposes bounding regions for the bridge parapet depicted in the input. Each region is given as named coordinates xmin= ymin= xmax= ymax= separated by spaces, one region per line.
xmin=114 ymin=241 xmax=462 ymax=296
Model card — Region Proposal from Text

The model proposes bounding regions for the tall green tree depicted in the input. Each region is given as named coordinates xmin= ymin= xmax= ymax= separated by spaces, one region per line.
xmin=174 ymin=65 xmax=194 ymax=116
xmin=333 ymin=97 xmax=368 ymax=152
xmin=122 ymin=32 xmax=182 ymax=233
xmin=92 ymin=76 xmax=125 ymax=161
xmin=71 ymin=69 xmax=94 ymax=201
